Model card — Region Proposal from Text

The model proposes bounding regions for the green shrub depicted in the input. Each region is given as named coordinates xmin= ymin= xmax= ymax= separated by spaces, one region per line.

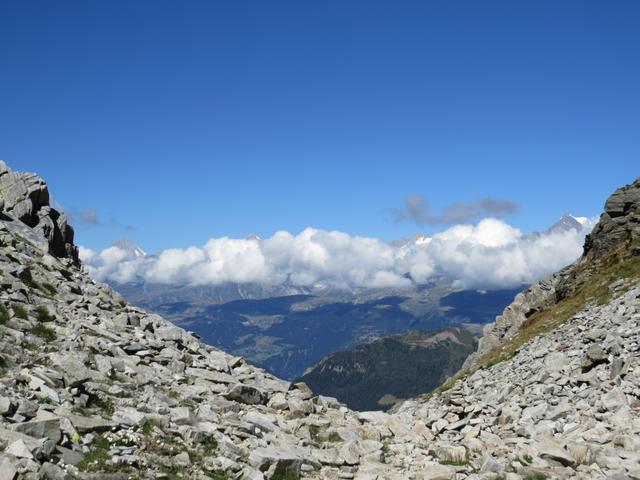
xmin=35 ymin=306 xmax=54 ymax=323
xmin=87 ymin=395 xmax=114 ymax=415
xmin=202 ymin=436 xmax=218 ymax=454
xmin=0 ymin=305 xmax=8 ymax=325
xmin=140 ymin=419 xmax=160 ymax=436
xmin=30 ymin=324 xmax=56 ymax=342
xmin=76 ymin=435 xmax=130 ymax=473
xmin=12 ymin=304 xmax=28 ymax=320
xmin=271 ymin=473 xmax=300 ymax=480
xmin=41 ymin=283 xmax=57 ymax=296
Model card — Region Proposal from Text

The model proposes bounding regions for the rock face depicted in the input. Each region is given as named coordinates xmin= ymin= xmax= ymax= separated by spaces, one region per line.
xmin=586 ymin=177 xmax=640 ymax=257
xmin=0 ymin=161 xmax=638 ymax=480
xmin=0 ymin=161 xmax=78 ymax=265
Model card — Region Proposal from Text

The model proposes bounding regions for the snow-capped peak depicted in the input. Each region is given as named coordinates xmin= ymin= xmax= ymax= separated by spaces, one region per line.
xmin=113 ymin=238 xmax=147 ymax=258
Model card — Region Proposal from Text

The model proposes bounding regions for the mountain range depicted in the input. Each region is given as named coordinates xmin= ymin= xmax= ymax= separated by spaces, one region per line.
xmin=0 ymin=160 xmax=638 ymax=479
xmin=107 ymin=214 xmax=587 ymax=383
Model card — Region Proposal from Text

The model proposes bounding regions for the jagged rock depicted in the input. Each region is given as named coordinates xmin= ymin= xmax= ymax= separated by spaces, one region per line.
xmin=582 ymin=344 xmax=608 ymax=370
xmin=248 ymin=446 xmax=303 ymax=477
xmin=0 ymin=161 xmax=78 ymax=263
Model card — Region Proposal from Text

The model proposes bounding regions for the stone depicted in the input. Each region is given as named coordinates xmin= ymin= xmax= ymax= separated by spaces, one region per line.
xmin=537 ymin=440 xmax=576 ymax=467
xmin=0 ymin=455 xmax=18 ymax=480
xmin=170 ymin=407 xmax=195 ymax=426
xmin=112 ymin=407 xmax=146 ymax=427
xmin=582 ymin=345 xmax=608 ymax=370
xmin=5 ymin=439 xmax=34 ymax=459
xmin=38 ymin=462 xmax=68 ymax=480
xmin=226 ymin=384 xmax=266 ymax=405
xmin=248 ymin=447 xmax=302 ymax=477
xmin=0 ymin=397 xmax=15 ymax=416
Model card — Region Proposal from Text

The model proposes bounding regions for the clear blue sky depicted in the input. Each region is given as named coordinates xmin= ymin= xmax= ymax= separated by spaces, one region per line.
xmin=1 ymin=0 xmax=638 ymax=252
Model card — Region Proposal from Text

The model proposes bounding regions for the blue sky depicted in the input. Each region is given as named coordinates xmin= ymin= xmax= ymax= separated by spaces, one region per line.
xmin=1 ymin=0 xmax=639 ymax=253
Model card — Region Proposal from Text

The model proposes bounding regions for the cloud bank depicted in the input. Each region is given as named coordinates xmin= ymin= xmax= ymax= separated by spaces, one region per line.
xmin=79 ymin=217 xmax=597 ymax=290
xmin=393 ymin=195 xmax=520 ymax=225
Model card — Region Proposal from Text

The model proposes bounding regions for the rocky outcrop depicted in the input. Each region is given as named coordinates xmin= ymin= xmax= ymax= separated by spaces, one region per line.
xmin=586 ymin=178 xmax=640 ymax=258
xmin=463 ymin=178 xmax=640 ymax=373
xmin=0 ymin=161 xmax=78 ymax=265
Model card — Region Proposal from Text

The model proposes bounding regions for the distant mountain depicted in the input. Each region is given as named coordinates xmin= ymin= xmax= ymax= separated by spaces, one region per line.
xmin=298 ymin=328 xmax=477 ymax=411
xmin=151 ymin=284 xmax=520 ymax=379
xmin=108 ymin=214 xmax=586 ymax=381
xmin=113 ymin=237 xmax=148 ymax=258
xmin=544 ymin=213 xmax=590 ymax=234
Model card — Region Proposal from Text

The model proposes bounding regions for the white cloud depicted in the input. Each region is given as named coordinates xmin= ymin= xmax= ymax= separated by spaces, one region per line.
xmin=80 ymin=217 xmax=597 ymax=290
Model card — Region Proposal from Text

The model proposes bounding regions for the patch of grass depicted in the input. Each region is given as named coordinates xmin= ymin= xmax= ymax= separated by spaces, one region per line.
xmin=41 ymin=282 xmax=57 ymax=296
xmin=422 ymin=242 xmax=640 ymax=400
xmin=0 ymin=304 xmax=8 ymax=325
xmin=76 ymin=435 xmax=134 ymax=473
xmin=30 ymin=323 xmax=56 ymax=342
xmin=202 ymin=436 xmax=218 ymax=454
xmin=524 ymin=474 xmax=548 ymax=480
xmin=22 ymin=276 xmax=42 ymax=292
xmin=140 ymin=419 xmax=160 ymax=436
xmin=12 ymin=304 xmax=28 ymax=320
xmin=87 ymin=394 xmax=114 ymax=416
xmin=517 ymin=454 xmax=533 ymax=465
xmin=23 ymin=342 xmax=39 ymax=351
xmin=271 ymin=473 xmax=300 ymax=480
xmin=159 ymin=465 xmax=188 ymax=480
xmin=60 ymin=269 xmax=73 ymax=281
xmin=439 ymin=459 xmax=469 ymax=466
xmin=477 ymin=245 xmax=640 ymax=370
xmin=35 ymin=306 xmax=54 ymax=323
xmin=204 ymin=471 xmax=233 ymax=480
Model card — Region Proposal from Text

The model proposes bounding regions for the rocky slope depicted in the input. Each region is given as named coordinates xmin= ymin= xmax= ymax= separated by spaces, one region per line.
xmin=0 ymin=162 xmax=638 ymax=480
xmin=299 ymin=328 xmax=476 ymax=412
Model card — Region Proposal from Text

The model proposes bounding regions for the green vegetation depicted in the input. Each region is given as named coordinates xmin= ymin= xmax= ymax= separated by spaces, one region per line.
xmin=12 ymin=304 xmax=28 ymax=319
xmin=204 ymin=472 xmax=233 ymax=480
xmin=300 ymin=328 xmax=477 ymax=411
xmin=202 ymin=436 xmax=219 ymax=454
xmin=439 ymin=459 xmax=469 ymax=466
xmin=517 ymin=454 xmax=533 ymax=466
xmin=159 ymin=465 xmax=187 ymax=480
xmin=76 ymin=435 xmax=131 ymax=473
xmin=271 ymin=473 xmax=300 ymax=480
xmin=30 ymin=323 xmax=56 ymax=342
xmin=524 ymin=474 xmax=548 ymax=480
xmin=433 ymin=242 xmax=640 ymax=394
xmin=60 ymin=269 xmax=73 ymax=281
xmin=35 ymin=306 xmax=54 ymax=322
xmin=87 ymin=394 xmax=114 ymax=416
xmin=140 ymin=419 xmax=160 ymax=436
xmin=41 ymin=282 xmax=57 ymax=296
xmin=477 ymin=243 xmax=640 ymax=370
xmin=0 ymin=304 xmax=8 ymax=325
